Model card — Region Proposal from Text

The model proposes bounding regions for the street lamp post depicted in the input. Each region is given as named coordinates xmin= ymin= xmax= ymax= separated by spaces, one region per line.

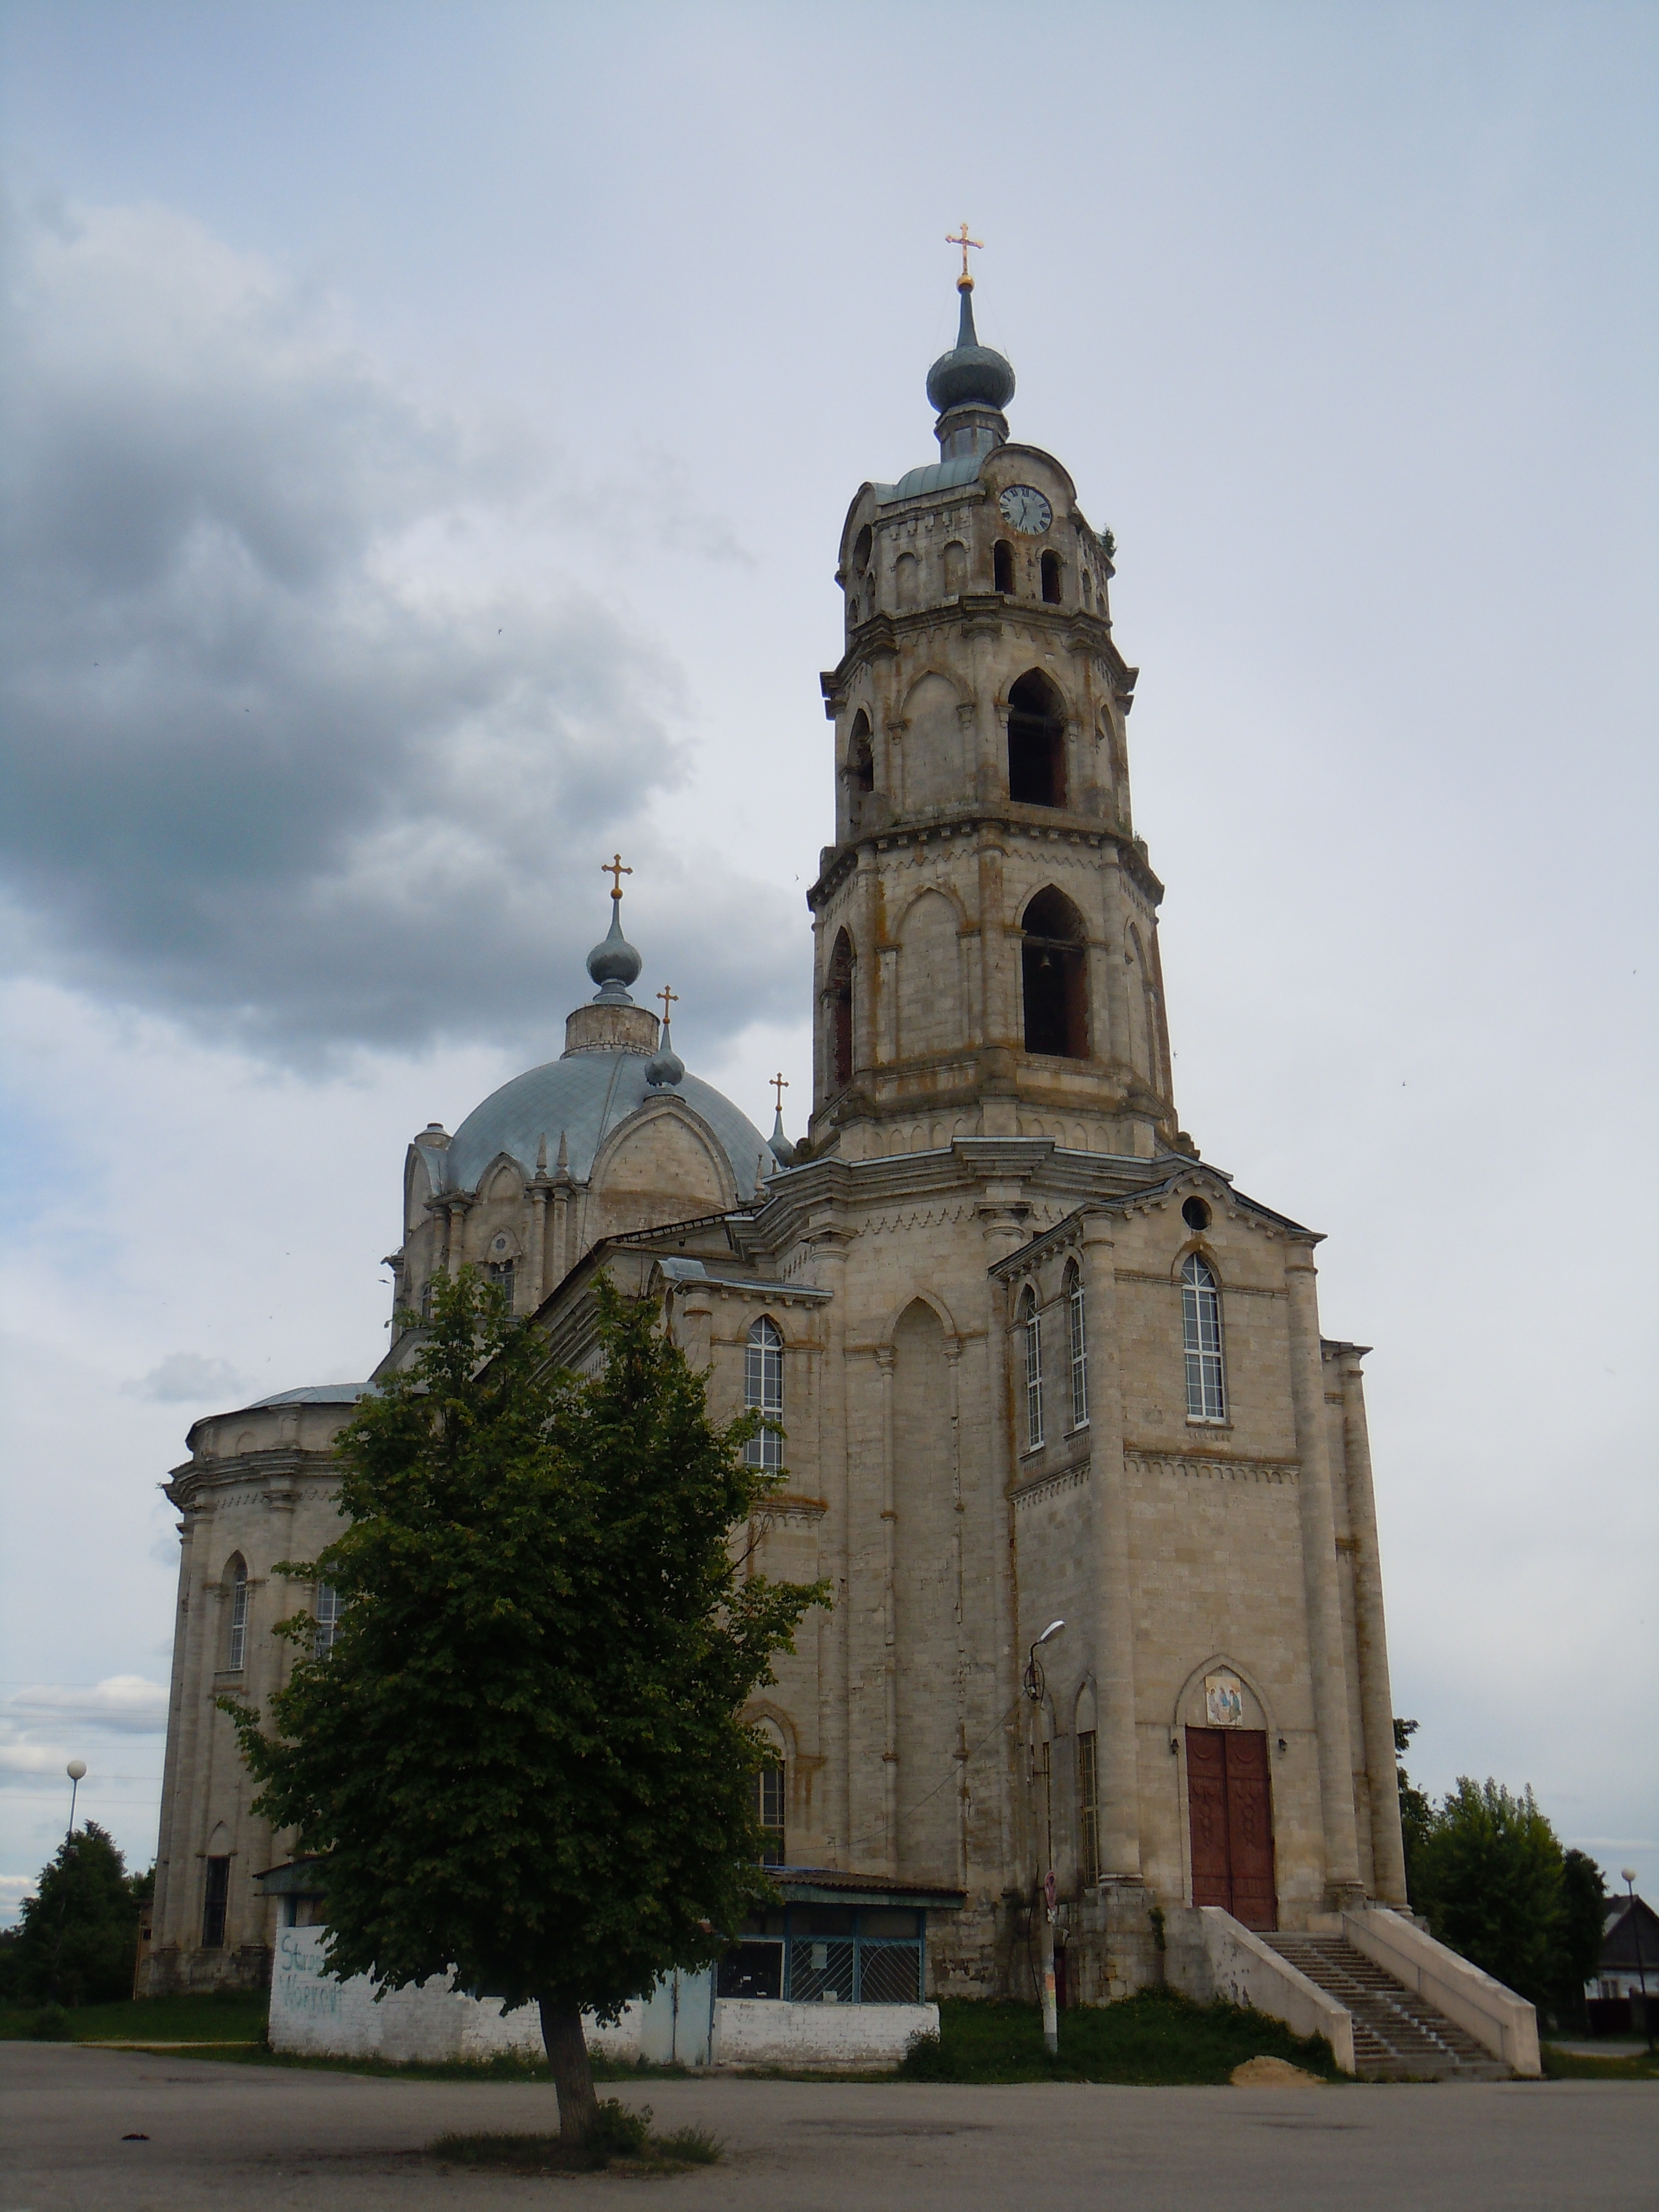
xmin=1621 ymin=1867 xmax=1652 ymax=2052
xmin=46 ymin=1760 xmax=88 ymax=2008
xmin=1023 ymin=1621 xmax=1065 ymax=2057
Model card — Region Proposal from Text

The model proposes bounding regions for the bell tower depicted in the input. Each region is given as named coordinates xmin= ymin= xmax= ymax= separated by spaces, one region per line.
xmin=804 ymin=260 xmax=1185 ymax=1164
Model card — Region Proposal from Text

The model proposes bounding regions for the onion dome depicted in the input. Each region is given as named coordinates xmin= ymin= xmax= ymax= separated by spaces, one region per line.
xmin=645 ymin=1018 xmax=685 ymax=1090
xmin=926 ymin=280 xmax=1015 ymax=417
xmin=587 ymin=898 xmax=643 ymax=1003
xmin=769 ymin=1106 xmax=795 ymax=1168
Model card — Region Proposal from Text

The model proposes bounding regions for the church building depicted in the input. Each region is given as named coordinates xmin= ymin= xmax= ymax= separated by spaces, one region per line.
xmin=141 ymin=263 xmax=1408 ymax=2006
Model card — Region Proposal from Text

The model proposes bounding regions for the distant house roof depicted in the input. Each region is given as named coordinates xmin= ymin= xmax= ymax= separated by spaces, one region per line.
xmin=772 ymin=1867 xmax=964 ymax=1910
xmin=1601 ymin=1895 xmax=1659 ymax=1973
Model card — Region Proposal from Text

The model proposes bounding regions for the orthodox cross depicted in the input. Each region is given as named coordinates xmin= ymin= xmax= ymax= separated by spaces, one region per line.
xmin=601 ymin=853 xmax=632 ymax=900
xmin=947 ymin=222 xmax=983 ymax=284
xmin=770 ymin=1071 xmax=790 ymax=1114
xmin=656 ymin=984 xmax=678 ymax=1024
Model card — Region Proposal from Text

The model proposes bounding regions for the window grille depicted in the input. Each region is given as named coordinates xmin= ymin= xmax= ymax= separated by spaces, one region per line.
xmin=743 ymin=1317 xmax=784 ymax=1470
xmin=718 ymin=1904 xmax=925 ymax=2005
xmin=756 ymin=1760 xmax=785 ymax=1865
xmin=1020 ymin=1290 xmax=1044 ymax=1449
xmin=202 ymin=1856 xmax=229 ymax=1948
xmin=314 ymin=1582 xmax=343 ymax=1660
xmin=1077 ymin=1730 xmax=1100 ymax=1887
xmin=1067 ymin=1264 xmax=1089 ymax=1427
xmin=1181 ymin=1254 xmax=1227 ymax=1420
xmin=226 ymin=1561 xmax=248 ymax=1672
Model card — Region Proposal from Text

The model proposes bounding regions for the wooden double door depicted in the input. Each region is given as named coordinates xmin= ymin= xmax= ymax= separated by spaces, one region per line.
xmin=1186 ymin=1726 xmax=1278 ymax=1929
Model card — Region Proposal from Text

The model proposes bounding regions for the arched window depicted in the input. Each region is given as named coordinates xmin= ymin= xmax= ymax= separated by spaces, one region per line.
xmin=1007 ymin=670 xmax=1067 ymax=807
xmin=847 ymin=710 xmax=874 ymax=796
xmin=993 ymin=539 xmax=1015 ymax=594
xmin=225 ymin=1557 xmax=248 ymax=1672
xmin=754 ymin=1720 xmax=786 ymax=1865
xmin=1021 ymin=887 xmax=1089 ymax=1059
xmin=744 ymin=1316 xmax=784 ymax=1469
xmin=896 ymin=550 xmax=919 ymax=610
xmin=314 ymin=1582 xmax=343 ymax=1659
xmin=1181 ymin=1253 xmax=1226 ymax=1421
xmin=1019 ymin=1287 xmax=1044 ymax=1450
xmin=485 ymin=1259 xmax=515 ymax=1312
xmin=1040 ymin=549 xmax=1062 ymax=604
xmin=1066 ymin=1260 xmax=1089 ymax=1428
xmin=827 ymin=929 xmax=854 ymax=1090
xmin=943 ymin=539 xmax=967 ymax=595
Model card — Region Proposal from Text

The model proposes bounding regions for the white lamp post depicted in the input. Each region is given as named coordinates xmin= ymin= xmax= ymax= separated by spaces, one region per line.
xmin=1023 ymin=1621 xmax=1066 ymax=2055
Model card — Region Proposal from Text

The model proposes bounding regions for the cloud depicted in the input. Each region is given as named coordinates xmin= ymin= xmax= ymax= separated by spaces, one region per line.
xmin=0 ymin=198 xmax=803 ymax=1061
xmin=4 ymin=1676 xmax=170 ymax=1738
xmin=128 ymin=1352 xmax=250 ymax=1403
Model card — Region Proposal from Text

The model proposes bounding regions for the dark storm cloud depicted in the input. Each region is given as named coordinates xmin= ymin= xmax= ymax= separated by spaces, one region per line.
xmin=0 ymin=200 xmax=798 ymax=1058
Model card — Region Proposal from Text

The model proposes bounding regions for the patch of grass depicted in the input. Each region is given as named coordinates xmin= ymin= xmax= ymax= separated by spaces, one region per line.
xmin=430 ymin=2102 xmax=722 ymax=2175
xmin=1542 ymin=2044 xmax=1659 ymax=2082
xmin=899 ymin=1988 xmax=1346 ymax=2087
xmin=0 ymin=1991 xmax=268 ymax=2045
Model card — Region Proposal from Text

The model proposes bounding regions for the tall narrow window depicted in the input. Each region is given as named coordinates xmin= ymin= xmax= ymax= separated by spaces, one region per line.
xmin=1077 ymin=1730 xmax=1100 ymax=1886
xmin=314 ymin=1582 xmax=343 ymax=1659
xmin=744 ymin=1316 xmax=784 ymax=1469
xmin=993 ymin=539 xmax=1015 ymax=593
xmin=1041 ymin=549 xmax=1063 ymax=603
xmin=756 ymin=1760 xmax=785 ymax=1865
xmin=1007 ymin=670 xmax=1067 ymax=807
xmin=828 ymin=930 xmax=854 ymax=1091
xmin=1181 ymin=1253 xmax=1227 ymax=1421
xmin=1067 ymin=1261 xmax=1089 ymax=1428
xmin=202 ymin=1856 xmax=229 ymax=1948
xmin=943 ymin=539 xmax=967 ymax=595
xmin=1020 ymin=1287 xmax=1044 ymax=1450
xmin=1021 ymin=888 xmax=1089 ymax=1059
xmin=485 ymin=1260 xmax=515 ymax=1312
xmin=225 ymin=1559 xmax=248 ymax=1672
xmin=847 ymin=710 xmax=875 ymax=795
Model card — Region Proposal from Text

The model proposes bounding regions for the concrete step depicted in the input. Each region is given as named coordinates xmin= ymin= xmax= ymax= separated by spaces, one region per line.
xmin=1264 ymin=1933 xmax=1513 ymax=2080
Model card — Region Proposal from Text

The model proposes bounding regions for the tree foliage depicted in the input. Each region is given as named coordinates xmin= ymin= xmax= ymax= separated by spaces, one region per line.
xmin=1409 ymin=1776 xmax=1579 ymax=2010
xmin=224 ymin=1268 xmax=824 ymax=2137
xmin=0 ymin=1823 xmax=148 ymax=2007
xmin=1393 ymin=1718 xmax=1434 ymax=1898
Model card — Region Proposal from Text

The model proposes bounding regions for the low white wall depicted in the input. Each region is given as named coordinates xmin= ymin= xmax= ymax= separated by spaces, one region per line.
xmin=269 ymin=1928 xmax=644 ymax=2064
xmin=1343 ymin=1906 xmax=1540 ymax=2077
xmin=710 ymin=1997 xmax=938 ymax=2070
xmin=269 ymin=1930 xmax=927 ymax=2070
xmin=1197 ymin=1909 xmax=1356 ymax=2075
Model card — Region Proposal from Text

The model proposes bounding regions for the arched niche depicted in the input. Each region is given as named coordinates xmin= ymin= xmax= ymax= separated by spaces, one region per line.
xmin=826 ymin=929 xmax=855 ymax=1091
xmin=896 ymin=887 xmax=963 ymax=1058
xmin=901 ymin=671 xmax=964 ymax=812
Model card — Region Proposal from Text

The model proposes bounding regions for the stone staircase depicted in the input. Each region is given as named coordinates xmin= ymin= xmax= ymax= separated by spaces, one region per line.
xmin=1263 ymin=1933 xmax=1513 ymax=2080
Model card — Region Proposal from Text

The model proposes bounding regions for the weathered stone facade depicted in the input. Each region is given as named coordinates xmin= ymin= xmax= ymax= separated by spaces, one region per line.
xmin=141 ymin=277 xmax=1407 ymax=2002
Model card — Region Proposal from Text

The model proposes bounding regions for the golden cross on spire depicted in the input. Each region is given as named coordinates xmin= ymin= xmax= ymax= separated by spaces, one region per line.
xmin=601 ymin=853 xmax=632 ymax=900
xmin=947 ymin=222 xmax=984 ymax=287
xmin=656 ymin=984 xmax=678 ymax=1024
xmin=770 ymin=1071 xmax=790 ymax=1114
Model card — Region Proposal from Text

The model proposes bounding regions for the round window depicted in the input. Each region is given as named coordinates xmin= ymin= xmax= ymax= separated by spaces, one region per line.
xmin=1181 ymin=1197 xmax=1211 ymax=1232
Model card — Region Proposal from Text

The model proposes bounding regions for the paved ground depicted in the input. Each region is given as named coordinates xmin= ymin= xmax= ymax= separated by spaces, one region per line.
xmin=3 ymin=2045 xmax=1653 ymax=2211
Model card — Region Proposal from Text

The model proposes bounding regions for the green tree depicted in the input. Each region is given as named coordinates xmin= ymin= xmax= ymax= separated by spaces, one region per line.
xmin=1551 ymin=1848 xmax=1607 ymax=2027
xmin=1394 ymin=1718 xmax=1434 ymax=1901
xmin=225 ymin=1269 xmax=824 ymax=2144
xmin=1410 ymin=1776 xmax=1565 ymax=2006
xmin=0 ymin=1823 xmax=145 ymax=2006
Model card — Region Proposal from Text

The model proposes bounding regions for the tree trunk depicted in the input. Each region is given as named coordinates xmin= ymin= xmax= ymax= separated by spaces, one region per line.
xmin=539 ymin=1995 xmax=600 ymax=2145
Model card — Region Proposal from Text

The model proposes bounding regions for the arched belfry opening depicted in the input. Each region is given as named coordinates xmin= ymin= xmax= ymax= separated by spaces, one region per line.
xmin=1007 ymin=671 xmax=1067 ymax=808
xmin=827 ymin=928 xmax=855 ymax=1090
xmin=1021 ymin=887 xmax=1089 ymax=1059
xmin=846 ymin=710 xmax=875 ymax=818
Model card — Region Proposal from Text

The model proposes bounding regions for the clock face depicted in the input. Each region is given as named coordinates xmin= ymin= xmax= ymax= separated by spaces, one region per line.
xmin=998 ymin=484 xmax=1053 ymax=536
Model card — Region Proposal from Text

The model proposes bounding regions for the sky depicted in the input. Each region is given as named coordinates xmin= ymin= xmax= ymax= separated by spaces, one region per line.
xmin=0 ymin=0 xmax=1654 ymax=1927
